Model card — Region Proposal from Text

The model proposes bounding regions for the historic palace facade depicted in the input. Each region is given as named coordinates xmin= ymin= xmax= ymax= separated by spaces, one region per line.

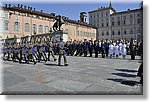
xmin=0 ymin=4 xmax=96 ymax=41
xmin=89 ymin=2 xmax=143 ymax=41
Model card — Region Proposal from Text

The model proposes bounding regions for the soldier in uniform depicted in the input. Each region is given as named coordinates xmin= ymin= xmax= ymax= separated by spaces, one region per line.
xmin=47 ymin=40 xmax=57 ymax=61
xmin=26 ymin=43 xmax=36 ymax=65
xmin=2 ymin=45 xmax=8 ymax=60
xmin=12 ymin=43 xmax=20 ymax=62
xmin=7 ymin=45 xmax=12 ymax=61
xmin=58 ymin=37 xmax=68 ymax=66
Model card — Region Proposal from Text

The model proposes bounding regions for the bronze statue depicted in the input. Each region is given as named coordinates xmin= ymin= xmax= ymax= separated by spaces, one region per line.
xmin=53 ymin=15 xmax=64 ymax=31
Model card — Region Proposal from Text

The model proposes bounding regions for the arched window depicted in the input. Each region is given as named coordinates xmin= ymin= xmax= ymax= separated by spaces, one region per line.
xmin=14 ymin=22 xmax=20 ymax=31
xmin=32 ymin=24 xmax=37 ymax=34
xmin=4 ymin=22 xmax=9 ymax=31
xmin=25 ymin=23 xmax=30 ymax=32
xmin=45 ymin=26 xmax=49 ymax=33
xmin=38 ymin=25 xmax=43 ymax=34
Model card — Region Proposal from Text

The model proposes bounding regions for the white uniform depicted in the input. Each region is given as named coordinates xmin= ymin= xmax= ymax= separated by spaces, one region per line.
xmin=115 ymin=45 xmax=119 ymax=55
xmin=119 ymin=43 xmax=122 ymax=55
xmin=109 ymin=44 xmax=114 ymax=55
xmin=121 ymin=44 xmax=127 ymax=55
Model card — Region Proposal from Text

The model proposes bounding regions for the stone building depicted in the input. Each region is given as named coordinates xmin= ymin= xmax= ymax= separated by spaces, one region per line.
xmin=0 ymin=4 xmax=96 ymax=42
xmin=89 ymin=2 xmax=143 ymax=41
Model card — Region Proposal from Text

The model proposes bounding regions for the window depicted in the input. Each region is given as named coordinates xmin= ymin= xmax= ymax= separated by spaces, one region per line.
xmin=106 ymin=22 xmax=109 ymax=27
xmin=102 ymin=32 xmax=104 ymax=36
xmin=118 ymin=31 xmax=120 ymax=35
xmin=45 ymin=26 xmax=49 ymax=33
xmin=112 ymin=31 xmax=115 ymax=35
xmin=38 ymin=25 xmax=43 ymax=34
xmin=80 ymin=31 xmax=82 ymax=36
xmin=4 ymin=22 xmax=9 ymax=31
xmin=84 ymin=32 xmax=86 ymax=36
xmin=32 ymin=24 xmax=37 ymax=34
xmin=25 ymin=23 xmax=30 ymax=32
xmin=101 ymin=13 xmax=103 ymax=17
xmin=102 ymin=23 xmax=104 ymax=27
xmin=137 ymin=19 xmax=140 ymax=24
xmin=107 ymin=31 xmax=109 ymax=36
xmin=118 ymin=21 xmax=120 ymax=25
xmin=130 ymin=29 xmax=133 ymax=34
xmin=14 ymin=22 xmax=20 ymax=31
xmin=106 ymin=12 xmax=108 ymax=16
xmin=124 ymin=30 xmax=126 ymax=35
xmin=112 ymin=21 xmax=114 ymax=26
xmin=4 ymin=13 xmax=9 ymax=19
xmin=77 ymin=31 xmax=79 ymax=36
xmin=123 ymin=20 xmax=126 ymax=25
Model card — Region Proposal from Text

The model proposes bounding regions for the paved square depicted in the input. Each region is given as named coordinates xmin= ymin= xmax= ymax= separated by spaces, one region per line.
xmin=1 ymin=55 xmax=143 ymax=95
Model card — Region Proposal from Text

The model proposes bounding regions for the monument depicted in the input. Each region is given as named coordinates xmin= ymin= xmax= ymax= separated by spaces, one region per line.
xmin=52 ymin=15 xmax=68 ymax=42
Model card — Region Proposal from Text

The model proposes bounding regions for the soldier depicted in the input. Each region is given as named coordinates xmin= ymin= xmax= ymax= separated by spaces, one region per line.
xmin=26 ymin=43 xmax=36 ymax=65
xmin=58 ymin=38 xmax=68 ymax=66
xmin=47 ymin=40 xmax=57 ymax=61
xmin=12 ymin=43 xmax=20 ymax=62
xmin=7 ymin=45 xmax=12 ymax=61
xmin=2 ymin=45 xmax=8 ymax=60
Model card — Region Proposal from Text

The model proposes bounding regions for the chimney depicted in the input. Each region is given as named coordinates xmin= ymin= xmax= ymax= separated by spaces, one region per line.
xmin=21 ymin=4 xmax=23 ymax=8
xmin=18 ymin=4 xmax=20 ymax=7
xmin=34 ymin=8 xmax=35 ymax=11
xmin=5 ymin=4 xmax=7 ymax=7
xmin=28 ymin=6 xmax=30 ymax=10
xmin=30 ymin=7 xmax=32 ymax=11
xmin=9 ymin=4 xmax=11 ymax=7
xmin=41 ymin=10 xmax=43 ymax=12
xmin=24 ymin=6 xmax=26 ymax=9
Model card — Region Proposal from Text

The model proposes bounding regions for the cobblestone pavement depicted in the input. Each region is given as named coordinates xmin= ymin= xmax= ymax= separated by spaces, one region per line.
xmin=1 ymin=55 xmax=143 ymax=95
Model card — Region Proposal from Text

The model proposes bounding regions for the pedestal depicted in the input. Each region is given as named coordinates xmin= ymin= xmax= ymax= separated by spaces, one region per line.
xmin=52 ymin=30 xmax=68 ymax=42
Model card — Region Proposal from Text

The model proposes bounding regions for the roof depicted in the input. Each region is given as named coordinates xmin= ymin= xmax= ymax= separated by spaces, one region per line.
xmin=111 ymin=8 xmax=142 ymax=16
xmin=2 ymin=6 xmax=96 ymax=29
xmin=88 ymin=7 xmax=116 ymax=13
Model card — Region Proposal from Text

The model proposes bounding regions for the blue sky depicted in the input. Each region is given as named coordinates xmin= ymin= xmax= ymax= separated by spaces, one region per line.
xmin=2 ymin=1 xmax=142 ymax=20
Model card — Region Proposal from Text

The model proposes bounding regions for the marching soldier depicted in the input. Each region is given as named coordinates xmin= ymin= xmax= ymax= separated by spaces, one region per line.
xmin=26 ymin=43 xmax=37 ymax=65
xmin=58 ymin=38 xmax=68 ymax=66
xmin=47 ymin=40 xmax=57 ymax=61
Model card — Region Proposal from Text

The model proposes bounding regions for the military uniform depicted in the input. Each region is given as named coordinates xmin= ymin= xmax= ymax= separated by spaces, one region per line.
xmin=47 ymin=42 xmax=57 ymax=61
xmin=58 ymin=40 xmax=68 ymax=66
xmin=27 ymin=44 xmax=36 ymax=65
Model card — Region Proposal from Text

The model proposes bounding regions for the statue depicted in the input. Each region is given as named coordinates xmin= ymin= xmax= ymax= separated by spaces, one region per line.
xmin=53 ymin=15 xmax=65 ymax=31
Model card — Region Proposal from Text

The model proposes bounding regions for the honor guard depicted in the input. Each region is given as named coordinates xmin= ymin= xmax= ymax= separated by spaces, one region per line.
xmin=58 ymin=38 xmax=68 ymax=66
